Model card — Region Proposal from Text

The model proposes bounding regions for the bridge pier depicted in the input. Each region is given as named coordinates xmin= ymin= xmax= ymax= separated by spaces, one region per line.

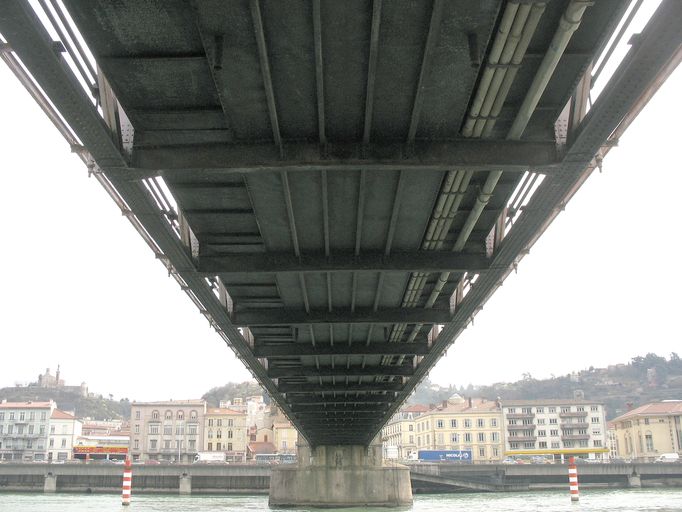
xmin=269 ymin=439 xmax=412 ymax=508
xmin=44 ymin=472 xmax=57 ymax=493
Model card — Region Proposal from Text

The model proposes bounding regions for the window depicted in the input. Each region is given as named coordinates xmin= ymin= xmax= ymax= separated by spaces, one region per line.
xmin=165 ymin=410 xmax=173 ymax=420
xmin=437 ymin=420 xmax=444 ymax=428
xmin=450 ymin=419 xmax=458 ymax=428
xmin=217 ymin=430 xmax=222 ymax=439
xmin=176 ymin=426 xmax=184 ymax=435
xmin=522 ymin=419 xmax=533 ymax=425
xmin=409 ymin=435 xmax=414 ymax=443
xmin=228 ymin=430 xmax=233 ymax=439
xmin=539 ymin=441 xmax=547 ymax=448
xmin=437 ymin=433 xmax=444 ymax=444
xmin=591 ymin=406 xmax=598 ymax=412
xmin=0 ymin=413 xmax=4 ymax=420
xmin=135 ymin=424 xmax=140 ymax=434
xmin=493 ymin=447 xmax=499 ymax=457
xmin=164 ymin=425 xmax=172 ymax=435
xmin=152 ymin=410 xmax=159 ymax=420
xmin=7 ymin=425 xmax=13 ymax=434
xmin=548 ymin=407 xmax=556 ymax=413
xmin=579 ymin=440 xmax=588 ymax=448
xmin=228 ymin=419 xmax=233 ymax=427
xmin=538 ymin=430 xmax=546 ymax=437
xmin=551 ymin=442 xmax=560 ymax=449
xmin=478 ymin=432 xmax=485 ymax=442
xmin=524 ymin=442 xmax=534 ymax=449
xmin=176 ymin=440 xmax=183 ymax=450
xmin=522 ymin=408 xmax=532 ymax=414
xmin=409 ymin=424 xmax=414 ymax=431
xmin=134 ymin=439 xmax=139 ymax=449
xmin=49 ymin=439 xmax=54 ymax=448
xmin=536 ymin=407 xmax=544 ymax=413
xmin=479 ymin=447 xmax=485 ymax=457
xmin=216 ymin=442 xmax=221 ymax=451
xmin=644 ymin=418 xmax=650 ymax=425
xmin=17 ymin=426 xmax=24 ymax=434
xmin=507 ymin=408 xmax=516 ymax=414
xmin=592 ymin=430 xmax=601 ymax=436
xmin=208 ymin=419 xmax=214 ymax=427
xmin=189 ymin=440 xmax=196 ymax=450
xmin=490 ymin=419 xmax=497 ymax=427
xmin=550 ymin=429 xmax=558 ymax=436
xmin=61 ymin=438 xmax=66 ymax=448
xmin=19 ymin=412 xmax=25 ymax=421
xmin=645 ymin=433 xmax=654 ymax=451
xmin=578 ymin=429 xmax=587 ymax=435
xmin=591 ymin=417 xmax=600 ymax=424
xmin=464 ymin=433 xmax=472 ymax=443
xmin=9 ymin=412 xmax=15 ymax=420
xmin=549 ymin=418 xmax=557 ymax=424
xmin=208 ymin=442 xmax=213 ymax=451
xmin=217 ymin=419 xmax=223 ymax=427
xmin=577 ymin=406 xmax=585 ymax=412
xmin=177 ymin=411 xmax=184 ymax=420
xmin=28 ymin=425 xmax=34 ymax=434
xmin=477 ymin=418 xmax=485 ymax=428
xmin=561 ymin=407 xmax=571 ymax=413
xmin=537 ymin=418 xmax=545 ymax=425
xmin=450 ymin=433 xmax=459 ymax=443
xmin=0 ymin=426 xmax=3 ymax=434
xmin=50 ymin=425 xmax=55 ymax=434
xmin=164 ymin=440 xmax=171 ymax=449
xmin=208 ymin=429 xmax=213 ymax=439
xmin=190 ymin=410 xmax=197 ymax=420
xmin=492 ymin=432 xmax=499 ymax=442
xmin=594 ymin=440 xmax=603 ymax=447
xmin=149 ymin=425 xmax=159 ymax=435
xmin=189 ymin=425 xmax=197 ymax=435
xmin=135 ymin=411 xmax=140 ymax=420
xmin=508 ymin=419 xmax=517 ymax=425
xmin=464 ymin=419 xmax=472 ymax=428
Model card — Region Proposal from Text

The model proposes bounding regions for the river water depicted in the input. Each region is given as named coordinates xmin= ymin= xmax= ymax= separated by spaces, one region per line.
xmin=1 ymin=490 xmax=681 ymax=512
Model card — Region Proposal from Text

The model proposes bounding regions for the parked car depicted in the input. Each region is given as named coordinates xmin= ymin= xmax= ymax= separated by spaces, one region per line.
xmin=502 ymin=457 xmax=516 ymax=464
xmin=654 ymin=453 xmax=680 ymax=463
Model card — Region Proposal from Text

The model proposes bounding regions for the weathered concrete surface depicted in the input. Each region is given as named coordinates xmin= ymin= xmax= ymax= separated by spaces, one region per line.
xmin=269 ymin=442 xmax=412 ymax=507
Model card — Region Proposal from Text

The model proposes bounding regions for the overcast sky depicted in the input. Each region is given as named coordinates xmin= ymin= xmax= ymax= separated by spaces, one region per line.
xmin=1 ymin=19 xmax=680 ymax=402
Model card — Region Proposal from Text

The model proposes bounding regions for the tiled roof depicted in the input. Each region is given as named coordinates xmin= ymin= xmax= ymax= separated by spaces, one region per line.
xmin=501 ymin=399 xmax=603 ymax=406
xmin=424 ymin=398 xmax=500 ymax=414
xmin=402 ymin=404 xmax=429 ymax=413
xmin=206 ymin=407 xmax=244 ymax=415
xmin=247 ymin=442 xmax=277 ymax=454
xmin=131 ymin=400 xmax=206 ymax=406
xmin=611 ymin=401 xmax=682 ymax=423
xmin=0 ymin=401 xmax=53 ymax=409
xmin=51 ymin=409 xmax=76 ymax=420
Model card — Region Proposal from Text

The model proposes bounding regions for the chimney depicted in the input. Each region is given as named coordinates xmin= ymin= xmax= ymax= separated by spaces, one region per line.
xmin=626 ymin=402 xmax=634 ymax=411
xmin=441 ymin=400 xmax=448 ymax=408
xmin=468 ymin=397 xmax=472 ymax=408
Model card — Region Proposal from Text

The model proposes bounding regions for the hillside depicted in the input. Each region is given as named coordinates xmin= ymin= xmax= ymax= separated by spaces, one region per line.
xmin=0 ymin=386 xmax=130 ymax=420
xmin=408 ymin=352 xmax=682 ymax=420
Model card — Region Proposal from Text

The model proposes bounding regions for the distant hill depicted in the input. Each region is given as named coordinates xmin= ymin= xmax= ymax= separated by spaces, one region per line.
xmin=0 ymin=386 xmax=130 ymax=420
xmin=201 ymin=381 xmax=267 ymax=407
xmin=407 ymin=352 xmax=682 ymax=420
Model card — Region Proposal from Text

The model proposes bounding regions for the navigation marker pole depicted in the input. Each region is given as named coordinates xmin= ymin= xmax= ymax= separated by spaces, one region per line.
xmin=122 ymin=458 xmax=133 ymax=506
xmin=568 ymin=456 xmax=579 ymax=502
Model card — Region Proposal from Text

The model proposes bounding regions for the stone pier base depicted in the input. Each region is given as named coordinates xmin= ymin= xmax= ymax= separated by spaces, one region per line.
xmin=269 ymin=440 xmax=412 ymax=508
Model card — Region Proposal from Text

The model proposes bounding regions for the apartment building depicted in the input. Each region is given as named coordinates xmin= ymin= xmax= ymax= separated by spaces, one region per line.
xmin=129 ymin=400 xmax=206 ymax=463
xmin=381 ymin=404 xmax=428 ymax=460
xmin=611 ymin=400 xmax=682 ymax=462
xmin=204 ymin=407 xmax=248 ymax=462
xmin=273 ymin=420 xmax=298 ymax=454
xmin=415 ymin=396 xmax=504 ymax=462
xmin=48 ymin=409 xmax=82 ymax=461
xmin=0 ymin=400 xmax=55 ymax=461
xmin=502 ymin=399 xmax=608 ymax=462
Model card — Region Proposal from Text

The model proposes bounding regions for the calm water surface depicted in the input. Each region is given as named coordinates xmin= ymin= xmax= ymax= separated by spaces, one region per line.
xmin=1 ymin=490 xmax=681 ymax=512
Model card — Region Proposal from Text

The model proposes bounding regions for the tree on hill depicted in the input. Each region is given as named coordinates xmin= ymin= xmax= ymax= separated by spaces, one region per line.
xmin=202 ymin=381 xmax=266 ymax=407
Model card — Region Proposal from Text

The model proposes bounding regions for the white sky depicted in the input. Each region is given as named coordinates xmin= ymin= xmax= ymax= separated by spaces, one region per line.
xmin=0 ymin=15 xmax=680 ymax=402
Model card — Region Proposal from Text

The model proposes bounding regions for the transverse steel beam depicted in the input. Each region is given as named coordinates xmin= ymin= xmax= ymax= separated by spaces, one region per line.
xmin=199 ymin=251 xmax=490 ymax=275
xmin=234 ymin=308 xmax=452 ymax=326
xmin=254 ymin=341 xmax=429 ymax=358
xmin=268 ymin=364 xmax=415 ymax=378
xmin=279 ymin=381 xmax=403 ymax=393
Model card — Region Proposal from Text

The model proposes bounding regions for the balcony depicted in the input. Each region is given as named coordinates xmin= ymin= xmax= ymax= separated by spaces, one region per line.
xmin=561 ymin=422 xmax=588 ymax=429
xmin=559 ymin=411 xmax=588 ymax=418
xmin=507 ymin=436 xmax=536 ymax=442
xmin=561 ymin=434 xmax=590 ymax=441
xmin=507 ymin=424 xmax=536 ymax=430
xmin=506 ymin=413 xmax=534 ymax=420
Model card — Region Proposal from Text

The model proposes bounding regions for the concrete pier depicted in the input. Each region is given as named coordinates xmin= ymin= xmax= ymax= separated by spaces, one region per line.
xmin=43 ymin=472 xmax=57 ymax=493
xmin=179 ymin=473 xmax=192 ymax=495
xmin=269 ymin=441 xmax=412 ymax=508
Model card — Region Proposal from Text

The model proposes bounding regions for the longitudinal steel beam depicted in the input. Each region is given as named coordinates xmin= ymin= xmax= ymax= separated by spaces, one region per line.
xmin=293 ymin=411 xmax=379 ymax=418
xmin=254 ymin=341 xmax=429 ymax=358
xmin=234 ymin=308 xmax=451 ymax=326
xmin=127 ymin=139 xmax=559 ymax=175
xmin=278 ymin=381 xmax=403 ymax=393
xmin=268 ymin=364 xmax=414 ymax=378
xmin=199 ymin=251 xmax=489 ymax=275
xmin=291 ymin=403 xmax=389 ymax=412
xmin=362 ymin=0 xmax=382 ymax=144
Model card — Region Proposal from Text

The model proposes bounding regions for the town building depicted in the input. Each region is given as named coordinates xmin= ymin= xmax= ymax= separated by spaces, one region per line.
xmin=381 ymin=404 xmax=429 ymax=460
xmin=414 ymin=395 xmax=504 ymax=463
xmin=129 ymin=400 xmax=206 ymax=463
xmin=35 ymin=366 xmax=88 ymax=397
xmin=204 ymin=407 xmax=248 ymax=462
xmin=81 ymin=419 xmax=125 ymax=436
xmin=273 ymin=420 xmax=298 ymax=454
xmin=501 ymin=399 xmax=608 ymax=462
xmin=48 ymin=409 xmax=82 ymax=461
xmin=0 ymin=400 xmax=55 ymax=461
xmin=74 ymin=435 xmax=129 ymax=461
xmin=611 ymin=400 xmax=682 ymax=462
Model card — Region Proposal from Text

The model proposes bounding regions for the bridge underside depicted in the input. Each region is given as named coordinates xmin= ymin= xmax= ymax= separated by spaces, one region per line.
xmin=1 ymin=0 xmax=680 ymax=447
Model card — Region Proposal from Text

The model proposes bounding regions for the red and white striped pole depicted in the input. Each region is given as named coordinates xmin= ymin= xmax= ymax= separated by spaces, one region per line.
xmin=568 ymin=456 xmax=579 ymax=502
xmin=122 ymin=458 xmax=133 ymax=506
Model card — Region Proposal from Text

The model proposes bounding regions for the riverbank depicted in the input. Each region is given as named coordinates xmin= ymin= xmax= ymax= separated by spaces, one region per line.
xmin=0 ymin=462 xmax=680 ymax=494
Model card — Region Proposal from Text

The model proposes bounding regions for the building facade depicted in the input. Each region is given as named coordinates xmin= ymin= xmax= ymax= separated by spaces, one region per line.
xmin=611 ymin=400 xmax=682 ymax=462
xmin=0 ymin=401 xmax=55 ymax=461
xmin=273 ymin=420 xmax=298 ymax=454
xmin=204 ymin=407 xmax=248 ymax=462
xmin=48 ymin=410 xmax=82 ymax=461
xmin=381 ymin=404 xmax=428 ymax=460
xmin=502 ymin=399 xmax=608 ymax=462
xmin=129 ymin=400 xmax=206 ymax=463
xmin=415 ymin=396 xmax=504 ymax=463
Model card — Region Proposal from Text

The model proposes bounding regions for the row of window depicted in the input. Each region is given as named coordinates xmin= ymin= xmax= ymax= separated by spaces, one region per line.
xmin=207 ymin=442 xmax=234 ymax=451
xmin=506 ymin=406 xmax=600 ymax=414
xmin=207 ymin=419 xmax=236 ymax=427
xmin=133 ymin=439 xmax=198 ymax=450
xmin=134 ymin=410 xmax=199 ymax=421
xmin=417 ymin=418 xmax=499 ymax=431
xmin=507 ymin=417 xmax=601 ymax=425
xmin=508 ymin=439 xmax=603 ymax=449
xmin=416 ymin=432 xmax=502 ymax=445
xmin=0 ymin=411 xmax=49 ymax=421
